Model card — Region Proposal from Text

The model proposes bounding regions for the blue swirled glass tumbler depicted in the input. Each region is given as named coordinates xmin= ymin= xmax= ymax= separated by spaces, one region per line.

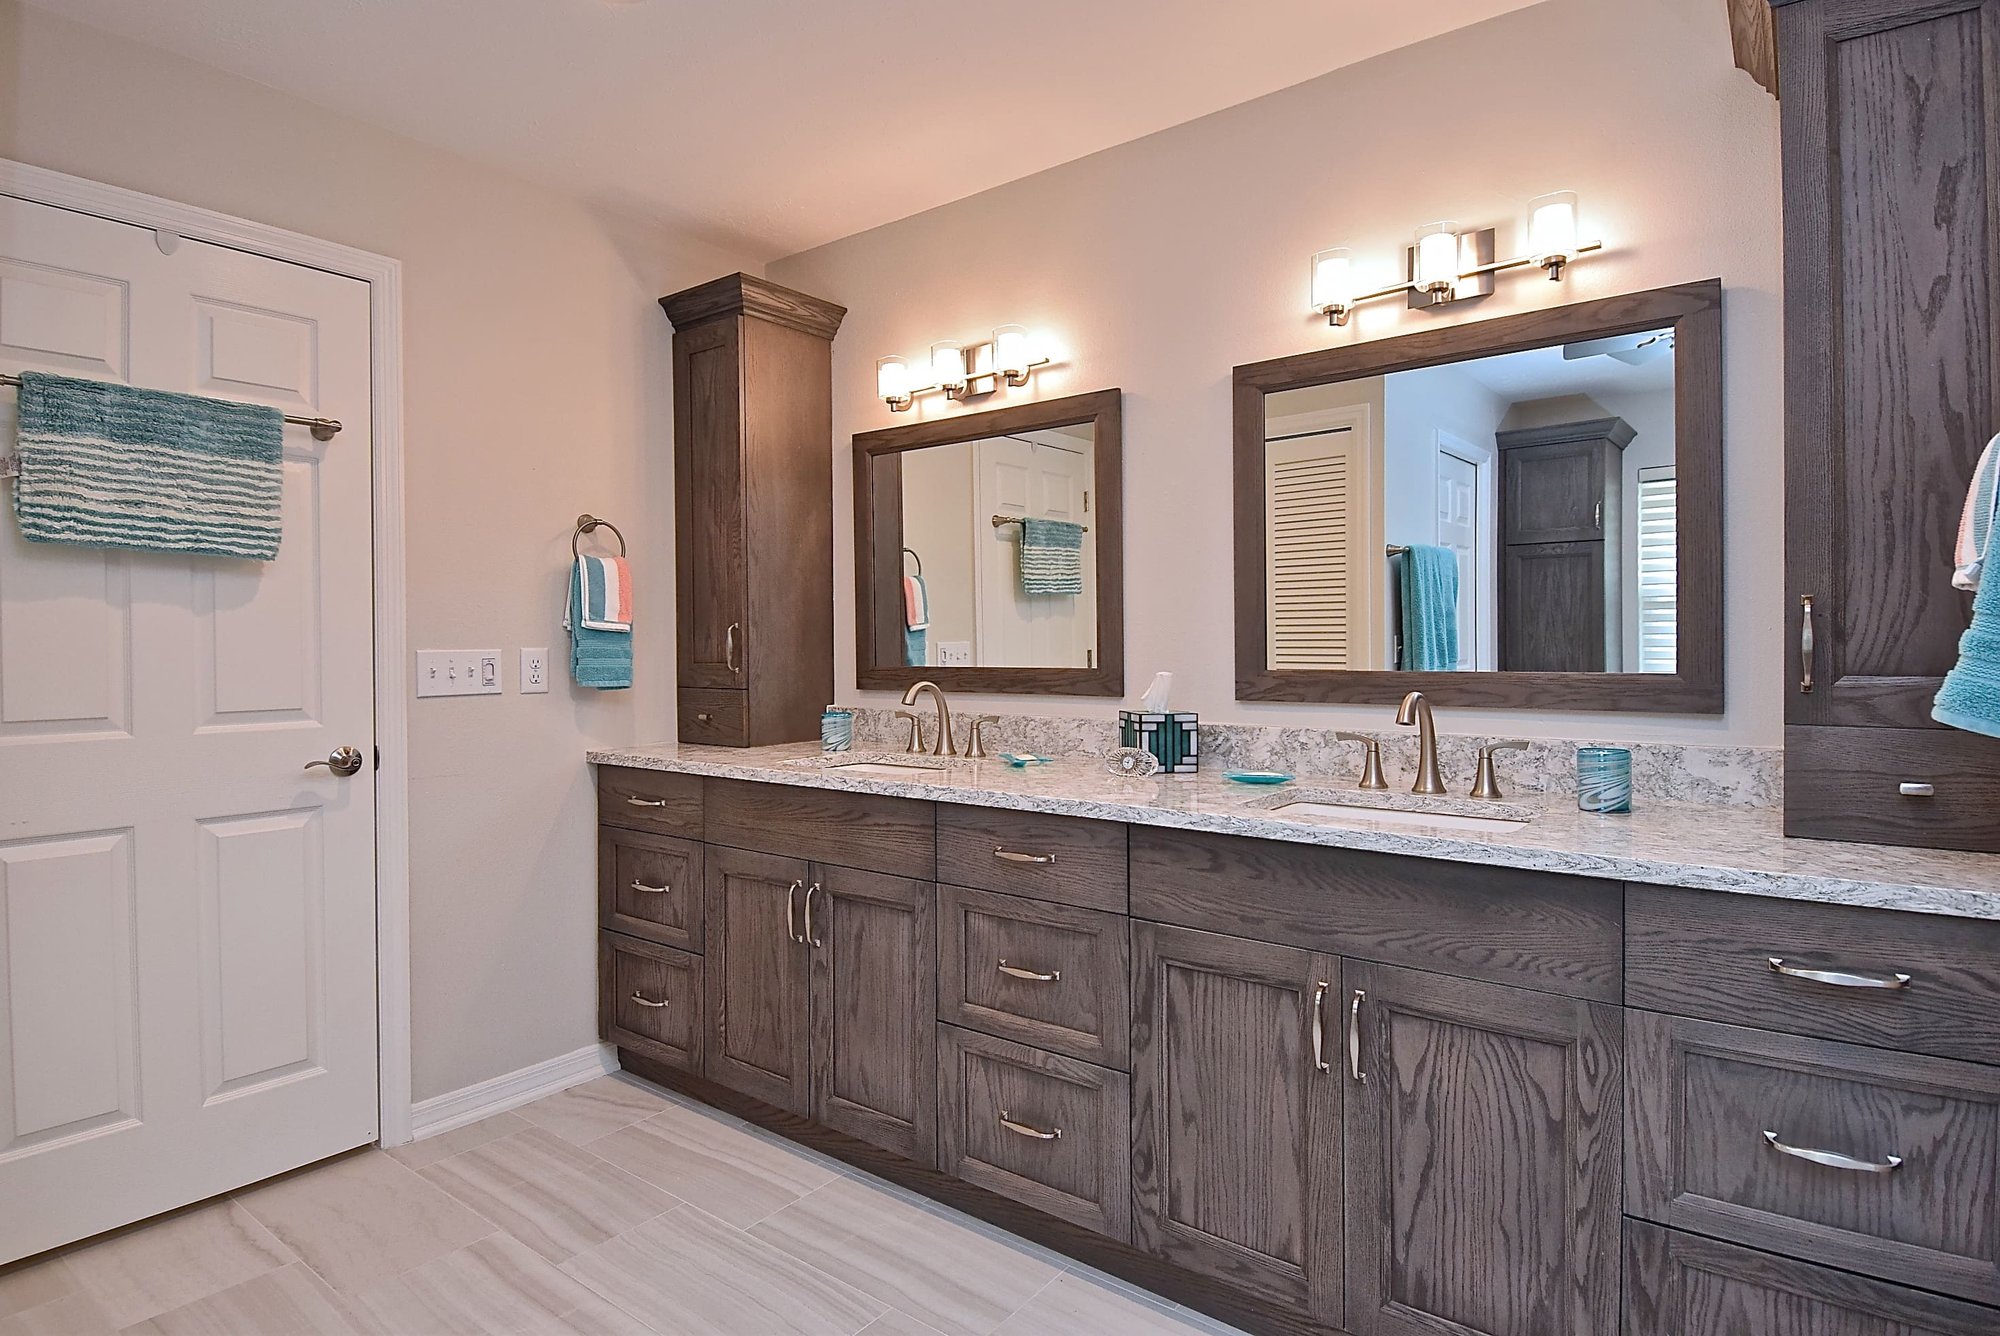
xmin=1576 ymin=747 xmax=1632 ymax=814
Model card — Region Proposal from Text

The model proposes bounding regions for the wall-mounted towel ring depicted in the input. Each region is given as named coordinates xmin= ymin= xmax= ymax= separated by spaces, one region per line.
xmin=573 ymin=514 xmax=627 ymax=558
xmin=902 ymin=546 xmax=923 ymax=577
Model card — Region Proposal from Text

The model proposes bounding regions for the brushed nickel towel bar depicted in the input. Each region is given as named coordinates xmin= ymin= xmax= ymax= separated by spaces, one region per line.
xmin=1387 ymin=544 xmax=1412 ymax=555
xmin=990 ymin=514 xmax=1089 ymax=532
xmin=0 ymin=373 xmax=343 ymax=441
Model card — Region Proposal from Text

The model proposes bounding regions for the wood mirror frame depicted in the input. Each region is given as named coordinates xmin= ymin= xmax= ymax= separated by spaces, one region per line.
xmin=1233 ymin=279 xmax=1723 ymax=713
xmin=854 ymin=388 xmax=1124 ymax=696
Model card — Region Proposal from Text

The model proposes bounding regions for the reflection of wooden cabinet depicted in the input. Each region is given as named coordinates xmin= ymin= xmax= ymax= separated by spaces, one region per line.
xmin=1496 ymin=418 xmax=1631 ymax=672
xmin=661 ymin=274 xmax=844 ymax=745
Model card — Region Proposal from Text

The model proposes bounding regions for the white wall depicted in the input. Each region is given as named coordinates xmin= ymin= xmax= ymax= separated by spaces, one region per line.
xmin=0 ymin=1 xmax=763 ymax=1102
xmin=771 ymin=0 xmax=1782 ymax=745
xmin=899 ymin=444 xmax=977 ymax=657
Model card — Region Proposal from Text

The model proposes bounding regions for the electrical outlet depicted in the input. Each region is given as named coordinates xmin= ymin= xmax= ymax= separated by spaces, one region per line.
xmin=521 ymin=648 xmax=549 ymax=694
xmin=416 ymin=650 xmax=504 ymax=698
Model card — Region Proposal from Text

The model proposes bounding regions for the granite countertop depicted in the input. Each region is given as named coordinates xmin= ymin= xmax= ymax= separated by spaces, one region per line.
xmin=587 ymin=741 xmax=2000 ymax=921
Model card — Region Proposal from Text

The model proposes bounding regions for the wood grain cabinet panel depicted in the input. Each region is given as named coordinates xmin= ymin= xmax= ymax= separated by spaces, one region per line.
xmin=935 ymin=807 xmax=1128 ymax=912
xmin=600 ymin=933 xmax=702 ymax=1073
xmin=1129 ymin=922 xmax=1343 ymax=1325
xmin=937 ymin=1026 xmax=1131 ymax=1241
xmin=703 ymin=846 xmax=812 ymax=1114
xmin=1627 ymin=886 xmax=2000 ymax=1065
xmin=704 ymin=777 xmax=936 ymax=881
xmin=1624 ymin=1219 xmax=2000 ymax=1336
xmin=1344 ymin=962 xmax=1622 ymax=1336
xmin=809 ymin=865 xmax=937 ymax=1166
xmin=598 ymin=828 xmax=702 ymax=951
xmin=937 ymin=885 xmax=1129 ymax=1068
xmin=1627 ymin=1011 xmax=2000 ymax=1305
xmin=596 ymin=766 xmax=703 ymax=839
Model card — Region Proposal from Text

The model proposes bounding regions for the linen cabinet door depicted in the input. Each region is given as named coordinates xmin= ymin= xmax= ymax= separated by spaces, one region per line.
xmin=1130 ymin=923 xmax=1343 ymax=1325
xmin=703 ymin=846 xmax=810 ymax=1113
xmin=673 ymin=316 xmax=747 ymax=692
xmin=1344 ymin=962 xmax=1622 ymax=1336
xmin=806 ymin=865 xmax=937 ymax=1166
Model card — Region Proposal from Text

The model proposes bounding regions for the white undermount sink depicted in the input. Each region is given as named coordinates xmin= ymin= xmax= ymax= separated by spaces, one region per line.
xmin=786 ymin=752 xmax=959 ymax=779
xmin=1257 ymin=789 xmax=1537 ymax=833
xmin=826 ymin=761 xmax=952 ymax=778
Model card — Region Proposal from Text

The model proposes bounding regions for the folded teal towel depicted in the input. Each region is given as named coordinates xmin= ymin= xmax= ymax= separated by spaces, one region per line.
xmin=12 ymin=371 xmax=284 ymax=560
xmin=1934 ymin=548 xmax=2000 ymax=737
xmin=1019 ymin=518 xmax=1084 ymax=595
xmin=1399 ymin=544 xmax=1460 ymax=672
xmin=904 ymin=625 xmax=927 ymax=667
xmin=568 ymin=564 xmax=631 ymax=690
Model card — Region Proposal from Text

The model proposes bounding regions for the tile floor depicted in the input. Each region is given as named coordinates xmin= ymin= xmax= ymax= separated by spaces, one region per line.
xmin=0 ymin=1074 xmax=1246 ymax=1336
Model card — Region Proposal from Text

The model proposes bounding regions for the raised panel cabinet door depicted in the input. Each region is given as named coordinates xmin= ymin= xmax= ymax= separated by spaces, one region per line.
xmin=805 ymin=864 xmax=937 ymax=1166
xmin=702 ymin=846 xmax=810 ymax=1113
xmin=1500 ymin=438 xmax=1608 ymax=545
xmin=673 ymin=317 xmax=747 ymax=691
xmin=1130 ymin=923 xmax=1343 ymax=1323
xmin=1501 ymin=542 xmax=1609 ymax=673
xmin=1344 ymin=962 xmax=1622 ymax=1336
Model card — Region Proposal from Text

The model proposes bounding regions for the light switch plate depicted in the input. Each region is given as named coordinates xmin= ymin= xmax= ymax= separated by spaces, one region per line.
xmin=520 ymin=648 xmax=550 ymax=694
xmin=416 ymin=650 xmax=503 ymax=698
xmin=937 ymin=640 xmax=973 ymax=667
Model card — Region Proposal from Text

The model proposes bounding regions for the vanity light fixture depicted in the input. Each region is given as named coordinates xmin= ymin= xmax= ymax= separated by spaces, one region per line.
xmin=1310 ymin=191 xmax=1604 ymax=326
xmin=879 ymin=326 xmax=1056 ymax=410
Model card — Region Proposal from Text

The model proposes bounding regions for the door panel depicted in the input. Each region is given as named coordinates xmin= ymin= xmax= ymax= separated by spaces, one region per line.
xmin=0 ymin=194 xmax=377 ymax=1263
xmin=702 ymin=846 xmax=809 ymax=1113
xmin=1130 ymin=922 xmax=1342 ymax=1323
xmin=674 ymin=320 xmax=745 ymax=690
xmin=1344 ymin=962 xmax=1621 ymax=1336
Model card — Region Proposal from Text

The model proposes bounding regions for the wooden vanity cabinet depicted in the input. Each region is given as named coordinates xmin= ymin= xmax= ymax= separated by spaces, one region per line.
xmin=661 ymin=274 xmax=845 ymax=746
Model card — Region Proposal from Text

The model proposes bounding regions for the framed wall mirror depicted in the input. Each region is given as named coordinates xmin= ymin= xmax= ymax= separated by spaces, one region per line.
xmin=855 ymin=388 xmax=1123 ymax=695
xmin=1234 ymin=280 xmax=1722 ymax=712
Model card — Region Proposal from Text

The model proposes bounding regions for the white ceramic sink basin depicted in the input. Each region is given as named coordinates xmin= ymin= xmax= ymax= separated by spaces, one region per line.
xmin=786 ymin=752 xmax=959 ymax=779
xmin=1268 ymin=801 xmax=1531 ymax=833
xmin=1252 ymin=786 xmax=1538 ymax=833
xmin=826 ymin=761 xmax=953 ymax=778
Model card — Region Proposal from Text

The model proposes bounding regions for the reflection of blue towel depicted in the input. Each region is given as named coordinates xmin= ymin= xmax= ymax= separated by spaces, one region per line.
xmin=904 ymin=625 xmax=927 ymax=667
xmin=1934 ymin=544 xmax=2000 ymax=737
xmin=567 ymin=564 xmax=631 ymax=689
xmin=1399 ymin=545 xmax=1460 ymax=672
xmin=1019 ymin=518 xmax=1084 ymax=594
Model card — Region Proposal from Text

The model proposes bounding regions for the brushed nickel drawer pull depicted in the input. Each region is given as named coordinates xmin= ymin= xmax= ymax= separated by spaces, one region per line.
xmin=1348 ymin=989 xmax=1367 ymax=1084
xmin=629 ymin=993 xmax=669 ymax=1009
xmin=1311 ymin=981 xmax=1330 ymax=1074
xmin=1768 ymin=957 xmax=1912 ymax=990
xmin=785 ymin=879 xmax=804 ymax=944
xmin=630 ymin=881 xmax=671 ymax=895
xmin=994 ymin=847 xmax=1058 ymax=865
xmin=1763 ymin=1129 xmax=1903 ymax=1175
xmin=725 ymin=622 xmax=742 ymax=674
xmin=998 ymin=1110 xmax=1062 ymax=1141
xmin=1899 ymin=782 xmax=1936 ymax=797
xmin=804 ymin=883 xmax=823 ymax=948
xmin=1799 ymin=594 xmax=1815 ymax=693
xmin=997 ymin=960 xmax=1061 ymax=983
xmin=624 ymin=796 xmax=669 ymax=808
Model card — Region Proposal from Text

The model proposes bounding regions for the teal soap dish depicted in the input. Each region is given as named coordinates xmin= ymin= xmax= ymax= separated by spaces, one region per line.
xmin=1224 ymin=770 xmax=1294 ymax=785
xmin=998 ymin=753 xmax=1052 ymax=767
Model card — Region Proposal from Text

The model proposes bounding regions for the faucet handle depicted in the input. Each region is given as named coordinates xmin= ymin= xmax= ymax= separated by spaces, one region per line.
xmin=963 ymin=715 xmax=998 ymax=759
xmin=1469 ymin=739 xmax=1531 ymax=800
xmin=894 ymin=711 xmax=927 ymax=755
xmin=1334 ymin=732 xmax=1390 ymax=791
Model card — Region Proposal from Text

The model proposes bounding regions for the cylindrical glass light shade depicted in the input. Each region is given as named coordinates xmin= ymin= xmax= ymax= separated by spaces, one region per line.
xmin=1311 ymin=247 xmax=1355 ymax=315
xmin=930 ymin=341 xmax=967 ymax=395
xmin=876 ymin=355 xmax=912 ymax=407
xmin=1529 ymin=191 xmax=1580 ymax=271
xmin=992 ymin=325 xmax=1032 ymax=383
xmin=1414 ymin=222 xmax=1460 ymax=295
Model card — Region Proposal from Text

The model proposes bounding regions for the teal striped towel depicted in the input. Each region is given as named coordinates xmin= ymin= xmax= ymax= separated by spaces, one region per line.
xmin=12 ymin=371 xmax=284 ymax=560
xmin=567 ymin=562 xmax=631 ymax=690
xmin=1018 ymin=518 xmax=1084 ymax=595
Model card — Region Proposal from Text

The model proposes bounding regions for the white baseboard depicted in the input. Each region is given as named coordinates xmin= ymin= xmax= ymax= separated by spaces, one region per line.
xmin=406 ymin=1043 xmax=617 ymax=1142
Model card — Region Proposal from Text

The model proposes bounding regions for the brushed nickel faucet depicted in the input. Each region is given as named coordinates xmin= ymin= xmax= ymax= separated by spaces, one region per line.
xmin=901 ymin=680 xmax=957 ymax=757
xmin=1395 ymin=691 xmax=1447 ymax=796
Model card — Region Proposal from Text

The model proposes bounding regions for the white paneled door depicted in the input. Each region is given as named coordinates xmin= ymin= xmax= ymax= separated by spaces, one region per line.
xmin=0 ymin=195 xmax=377 ymax=1263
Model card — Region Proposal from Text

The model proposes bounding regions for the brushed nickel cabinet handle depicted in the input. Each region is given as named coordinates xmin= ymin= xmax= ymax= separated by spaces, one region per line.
xmin=994 ymin=847 xmax=1058 ymax=865
xmin=1799 ymin=594 xmax=1815 ymax=693
xmin=1592 ymin=499 xmax=1603 ymax=530
xmin=1768 ymin=957 xmax=1911 ymax=990
xmin=624 ymin=796 xmax=668 ymax=808
xmin=785 ymin=879 xmax=804 ymax=944
xmin=998 ymin=1110 xmax=1062 ymax=1141
xmin=997 ymin=960 xmax=1060 ymax=983
xmin=804 ymin=883 xmax=823 ymax=948
xmin=725 ymin=622 xmax=742 ymax=674
xmin=695 ymin=712 xmax=714 ymax=724
xmin=1348 ymin=989 xmax=1367 ymax=1084
xmin=1311 ymin=981 xmax=1330 ymax=1074
xmin=1763 ymin=1129 xmax=1902 ymax=1175
xmin=1899 ymin=782 xmax=1936 ymax=797
xmin=630 ymin=881 xmax=671 ymax=895
xmin=629 ymin=993 xmax=669 ymax=1009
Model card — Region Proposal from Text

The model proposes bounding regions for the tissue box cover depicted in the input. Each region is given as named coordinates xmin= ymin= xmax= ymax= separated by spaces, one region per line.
xmin=1120 ymin=711 xmax=1198 ymax=774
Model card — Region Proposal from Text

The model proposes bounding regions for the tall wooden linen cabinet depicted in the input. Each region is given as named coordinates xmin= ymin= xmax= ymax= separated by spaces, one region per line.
xmin=661 ymin=274 xmax=846 ymax=747
xmin=1775 ymin=0 xmax=2000 ymax=851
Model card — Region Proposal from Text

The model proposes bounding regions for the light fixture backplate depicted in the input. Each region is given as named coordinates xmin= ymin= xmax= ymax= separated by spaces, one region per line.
xmin=1406 ymin=227 xmax=1496 ymax=310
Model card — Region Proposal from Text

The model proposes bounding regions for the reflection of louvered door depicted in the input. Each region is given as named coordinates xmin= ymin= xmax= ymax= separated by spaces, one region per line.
xmin=1266 ymin=427 xmax=1378 ymax=670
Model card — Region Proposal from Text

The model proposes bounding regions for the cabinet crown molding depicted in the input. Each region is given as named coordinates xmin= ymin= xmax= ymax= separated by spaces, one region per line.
xmin=660 ymin=271 xmax=847 ymax=340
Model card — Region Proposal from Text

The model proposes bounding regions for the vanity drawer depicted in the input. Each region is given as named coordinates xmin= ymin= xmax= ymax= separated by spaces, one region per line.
xmin=678 ymin=688 xmax=748 ymax=747
xmin=597 ymin=766 xmax=704 ymax=838
xmin=1626 ymin=886 xmax=2000 ymax=1064
xmin=936 ymin=806 xmax=1127 ymax=913
xmin=938 ymin=886 xmax=1129 ymax=1068
xmin=599 ymin=829 xmax=703 ymax=951
xmin=1627 ymin=1011 xmax=2000 ymax=1305
xmin=1131 ymin=827 xmax=1622 ymax=1002
xmin=937 ymin=1025 xmax=1131 ymax=1242
xmin=704 ymin=777 xmax=935 ymax=880
xmin=1786 ymin=725 xmax=2000 ymax=853
xmin=600 ymin=933 xmax=703 ymax=1073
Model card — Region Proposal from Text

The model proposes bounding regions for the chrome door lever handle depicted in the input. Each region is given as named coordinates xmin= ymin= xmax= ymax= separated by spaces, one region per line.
xmin=304 ymin=746 xmax=365 ymax=777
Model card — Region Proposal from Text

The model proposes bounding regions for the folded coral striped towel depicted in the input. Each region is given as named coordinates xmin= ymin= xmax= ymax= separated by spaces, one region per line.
xmin=12 ymin=371 xmax=284 ymax=560
xmin=1953 ymin=432 xmax=2000 ymax=591
xmin=574 ymin=554 xmax=633 ymax=632
xmin=565 ymin=562 xmax=631 ymax=690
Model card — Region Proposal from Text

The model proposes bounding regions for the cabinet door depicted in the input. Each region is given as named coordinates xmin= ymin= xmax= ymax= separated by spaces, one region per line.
xmin=674 ymin=318 xmax=747 ymax=690
xmin=807 ymin=865 xmax=937 ymax=1165
xmin=703 ymin=846 xmax=810 ymax=1113
xmin=1344 ymin=962 xmax=1621 ymax=1336
xmin=1130 ymin=923 xmax=1342 ymax=1323
xmin=1501 ymin=542 xmax=1608 ymax=672
xmin=1502 ymin=439 xmax=1607 ymax=545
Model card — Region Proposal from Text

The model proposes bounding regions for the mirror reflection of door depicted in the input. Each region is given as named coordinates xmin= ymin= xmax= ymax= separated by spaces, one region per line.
xmin=975 ymin=428 xmax=1096 ymax=669
xmin=1433 ymin=431 xmax=1494 ymax=671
